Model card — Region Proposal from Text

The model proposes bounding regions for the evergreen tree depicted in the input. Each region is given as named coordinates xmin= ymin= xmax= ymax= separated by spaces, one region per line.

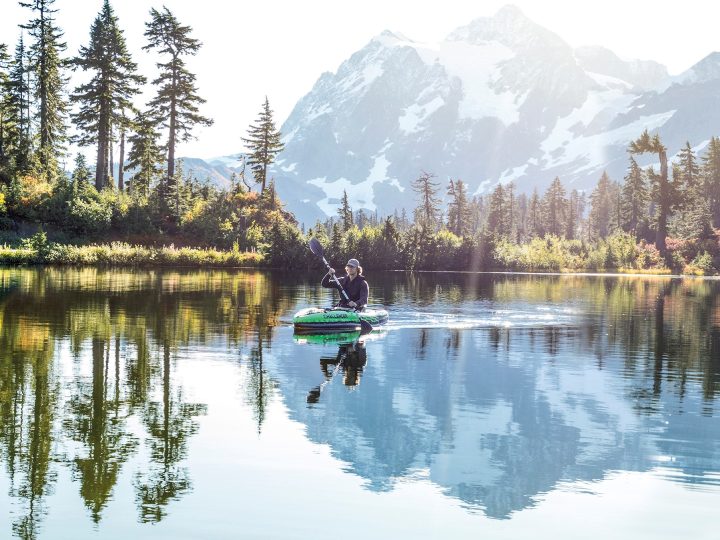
xmin=629 ymin=130 xmax=670 ymax=255
xmin=71 ymin=152 xmax=90 ymax=185
xmin=676 ymin=141 xmax=701 ymax=196
xmin=588 ymin=172 xmax=615 ymax=239
xmin=144 ymin=6 xmax=213 ymax=210
xmin=670 ymin=147 xmax=712 ymax=240
xmin=338 ymin=189 xmax=353 ymax=231
xmin=516 ymin=192 xmax=528 ymax=241
xmin=242 ymin=97 xmax=284 ymax=192
xmin=468 ymin=196 xmax=483 ymax=235
xmin=21 ymin=0 xmax=69 ymax=182
xmin=4 ymin=36 xmax=33 ymax=175
xmin=126 ymin=110 xmax=163 ymax=197
xmin=356 ymin=208 xmax=368 ymax=229
xmin=0 ymin=43 xmax=13 ymax=177
xmin=701 ymin=136 xmax=720 ymax=227
xmin=486 ymin=184 xmax=506 ymax=236
xmin=610 ymin=180 xmax=623 ymax=234
xmin=411 ymin=171 xmax=440 ymax=230
xmin=330 ymin=221 xmax=343 ymax=254
xmin=506 ymin=181 xmax=516 ymax=240
xmin=541 ymin=177 xmax=567 ymax=237
xmin=566 ymin=189 xmax=582 ymax=240
xmin=447 ymin=178 xmax=471 ymax=236
xmin=527 ymin=188 xmax=542 ymax=237
xmin=620 ymin=156 xmax=648 ymax=237
xmin=72 ymin=0 xmax=144 ymax=190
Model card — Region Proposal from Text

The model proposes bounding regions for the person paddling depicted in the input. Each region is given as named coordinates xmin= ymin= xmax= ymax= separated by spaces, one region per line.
xmin=322 ymin=258 xmax=369 ymax=311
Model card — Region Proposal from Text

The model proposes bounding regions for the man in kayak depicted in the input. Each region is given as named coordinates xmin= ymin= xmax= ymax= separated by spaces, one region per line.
xmin=322 ymin=258 xmax=369 ymax=310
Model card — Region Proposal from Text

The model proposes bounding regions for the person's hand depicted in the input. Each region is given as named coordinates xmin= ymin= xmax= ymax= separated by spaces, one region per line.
xmin=328 ymin=268 xmax=335 ymax=275
xmin=348 ymin=301 xmax=357 ymax=308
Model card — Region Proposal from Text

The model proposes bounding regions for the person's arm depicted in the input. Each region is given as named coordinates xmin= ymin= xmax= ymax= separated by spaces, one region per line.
xmin=321 ymin=272 xmax=334 ymax=288
xmin=321 ymin=271 xmax=344 ymax=291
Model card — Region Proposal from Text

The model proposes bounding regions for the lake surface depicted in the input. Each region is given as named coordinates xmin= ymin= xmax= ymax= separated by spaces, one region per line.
xmin=1 ymin=267 xmax=719 ymax=539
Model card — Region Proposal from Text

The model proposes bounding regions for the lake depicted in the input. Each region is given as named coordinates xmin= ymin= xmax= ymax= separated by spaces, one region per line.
xmin=1 ymin=267 xmax=719 ymax=539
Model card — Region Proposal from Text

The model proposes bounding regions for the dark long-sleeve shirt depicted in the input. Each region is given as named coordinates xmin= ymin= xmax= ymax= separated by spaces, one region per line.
xmin=321 ymin=273 xmax=369 ymax=309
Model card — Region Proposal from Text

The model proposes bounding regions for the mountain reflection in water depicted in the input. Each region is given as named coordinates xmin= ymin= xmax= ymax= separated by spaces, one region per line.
xmin=1 ymin=268 xmax=719 ymax=538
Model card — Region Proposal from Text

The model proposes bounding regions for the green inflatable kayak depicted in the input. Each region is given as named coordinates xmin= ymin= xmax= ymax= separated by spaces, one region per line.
xmin=293 ymin=307 xmax=389 ymax=333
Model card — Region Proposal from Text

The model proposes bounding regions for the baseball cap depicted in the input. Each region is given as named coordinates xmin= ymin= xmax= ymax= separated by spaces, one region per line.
xmin=346 ymin=258 xmax=360 ymax=268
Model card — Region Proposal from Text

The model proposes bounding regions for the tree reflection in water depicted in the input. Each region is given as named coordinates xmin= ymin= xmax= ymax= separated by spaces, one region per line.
xmin=0 ymin=268 xmax=291 ymax=538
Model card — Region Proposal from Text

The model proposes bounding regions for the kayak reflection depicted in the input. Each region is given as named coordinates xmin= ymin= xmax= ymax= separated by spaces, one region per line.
xmin=306 ymin=340 xmax=368 ymax=403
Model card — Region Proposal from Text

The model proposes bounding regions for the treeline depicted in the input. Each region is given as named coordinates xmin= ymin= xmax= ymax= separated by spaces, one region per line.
xmin=1 ymin=1 xmax=719 ymax=274
xmin=308 ymin=132 xmax=720 ymax=274
xmin=0 ymin=0 xmax=293 ymax=252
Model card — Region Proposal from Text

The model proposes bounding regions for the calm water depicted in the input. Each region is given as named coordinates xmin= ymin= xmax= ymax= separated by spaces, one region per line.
xmin=1 ymin=268 xmax=719 ymax=539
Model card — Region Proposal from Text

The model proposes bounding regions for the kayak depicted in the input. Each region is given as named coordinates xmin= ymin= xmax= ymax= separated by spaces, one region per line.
xmin=293 ymin=307 xmax=389 ymax=333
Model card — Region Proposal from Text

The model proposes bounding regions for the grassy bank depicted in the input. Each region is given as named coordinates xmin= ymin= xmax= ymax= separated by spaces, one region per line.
xmin=0 ymin=235 xmax=264 ymax=268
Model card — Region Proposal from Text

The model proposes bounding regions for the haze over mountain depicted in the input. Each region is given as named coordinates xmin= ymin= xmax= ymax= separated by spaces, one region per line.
xmin=193 ymin=5 xmax=720 ymax=226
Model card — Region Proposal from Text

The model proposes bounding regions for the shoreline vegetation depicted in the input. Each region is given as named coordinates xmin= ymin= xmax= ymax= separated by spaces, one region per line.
xmin=0 ymin=230 xmax=712 ymax=276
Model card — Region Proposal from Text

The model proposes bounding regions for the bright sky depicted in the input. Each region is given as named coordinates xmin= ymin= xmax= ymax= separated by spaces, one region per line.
xmin=2 ymin=0 xmax=719 ymax=159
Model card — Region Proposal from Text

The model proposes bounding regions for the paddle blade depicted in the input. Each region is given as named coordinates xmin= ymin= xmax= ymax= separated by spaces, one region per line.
xmin=359 ymin=319 xmax=373 ymax=334
xmin=308 ymin=237 xmax=324 ymax=258
xmin=306 ymin=386 xmax=321 ymax=403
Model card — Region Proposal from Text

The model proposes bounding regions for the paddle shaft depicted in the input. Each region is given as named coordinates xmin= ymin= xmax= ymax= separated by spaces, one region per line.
xmin=321 ymin=256 xmax=351 ymax=303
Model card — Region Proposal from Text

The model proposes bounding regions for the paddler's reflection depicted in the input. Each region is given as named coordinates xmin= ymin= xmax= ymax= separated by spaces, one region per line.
xmin=340 ymin=341 xmax=367 ymax=386
xmin=307 ymin=341 xmax=368 ymax=403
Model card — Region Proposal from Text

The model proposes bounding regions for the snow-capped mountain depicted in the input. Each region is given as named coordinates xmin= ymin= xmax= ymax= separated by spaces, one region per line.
xmin=226 ymin=5 xmax=720 ymax=225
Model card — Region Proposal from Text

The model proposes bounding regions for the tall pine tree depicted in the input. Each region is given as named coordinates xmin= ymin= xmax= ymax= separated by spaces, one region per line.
xmin=337 ymin=189 xmax=353 ymax=231
xmin=447 ymin=178 xmax=471 ymax=236
xmin=566 ymin=189 xmax=583 ymax=240
xmin=126 ymin=110 xmax=163 ymax=197
xmin=242 ymin=97 xmax=285 ymax=192
xmin=144 ymin=7 xmax=212 ymax=198
xmin=411 ymin=171 xmax=440 ymax=231
xmin=527 ymin=188 xmax=543 ymax=238
xmin=541 ymin=177 xmax=567 ymax=237
xmin=72 ymin=0 xmax=144 ymax=190
xmin=629 ymin=130 xmax=670 ymax=255
xmin=0 ymin=43 xmax=13 ymax=178
xmin=620 ymin=156 xmax=648 ymax=237
xmin=21 ymin=0 xmax=68 ymax=182
xmin=588 ymin=172 xmax=618 ymax=240
xmin=671 ymin=144 xmax=712 ymax=240
xmin=486 ymin=183 xmax=507 ymax=236
xmin=701 ymin=137 xmax=720 ymax=227
xmin=5 ymin=36 xmax=33 ymax=175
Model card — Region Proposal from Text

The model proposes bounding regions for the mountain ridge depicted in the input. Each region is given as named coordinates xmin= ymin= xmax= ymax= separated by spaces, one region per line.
xmin=186 ymin=6 xmax=720 ymax=226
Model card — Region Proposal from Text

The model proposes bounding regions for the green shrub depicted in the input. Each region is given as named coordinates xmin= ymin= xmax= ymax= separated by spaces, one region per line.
xmin=685 ymin=251 xmax=714 ymax=275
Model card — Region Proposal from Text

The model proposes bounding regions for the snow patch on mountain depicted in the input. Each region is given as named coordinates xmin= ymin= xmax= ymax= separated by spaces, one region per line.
xmin=281 ymin=162 xmax=297 ymax=172
xmin=309 ymin=175 xmax=376 ymax=215
xmin=541 ymin=84 xmax=638 ymax=156
xmin=382 ymin=37 xmax=521 ymax=124
xmin=281 ymin=126 xmax=298 ymax=145
xmin=399 ymin=96 xmax=445 ymax=134
xmin=498 ymin=164 xmax=529 ymax=185
xmin=543 ymin=110 xmax=677 ymax=173
xmin=306 ymin=104 xmax=333 ymax=122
